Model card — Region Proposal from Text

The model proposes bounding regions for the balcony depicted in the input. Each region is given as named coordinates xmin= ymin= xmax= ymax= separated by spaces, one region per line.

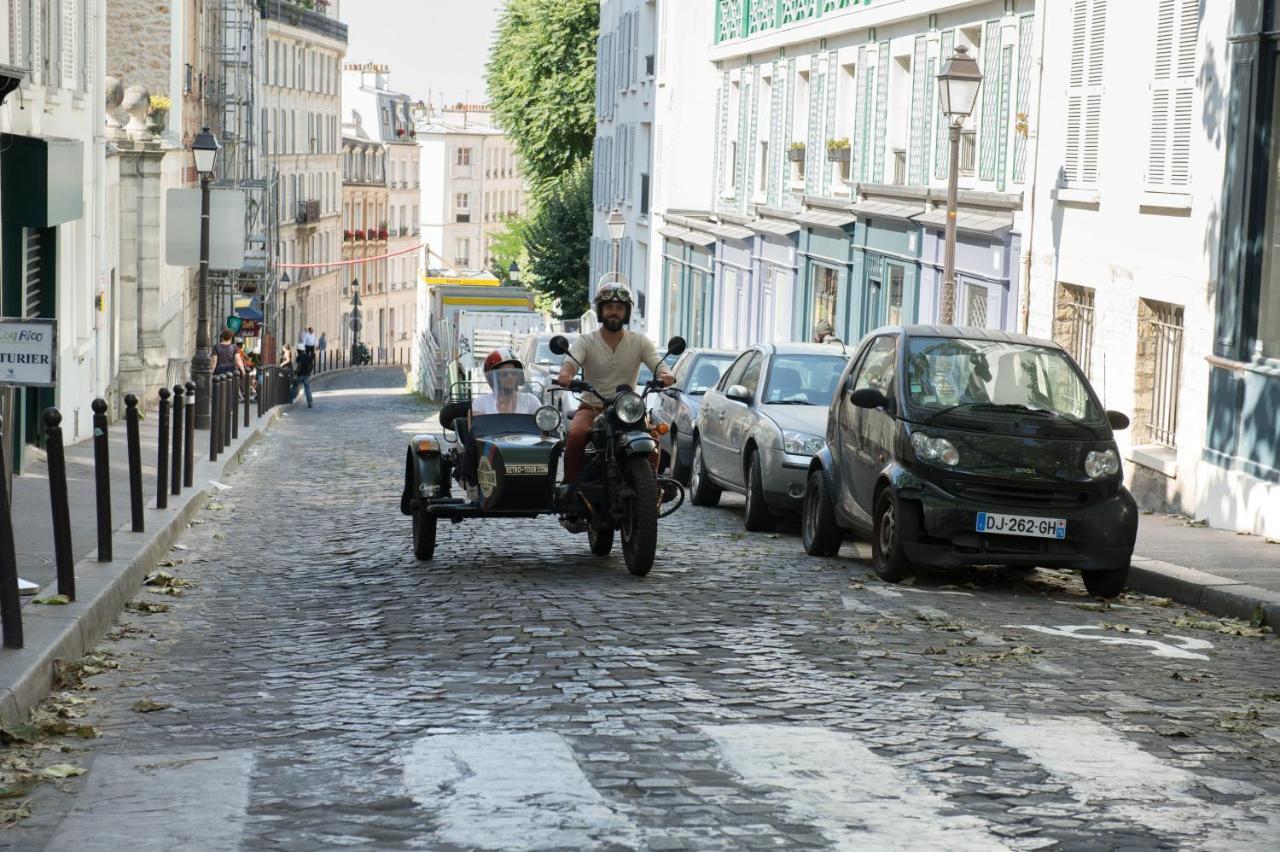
xmin=258 ymin=0 xmax=349 ymax=44
xmin=296 ymin=199 xmax=321 ymax=225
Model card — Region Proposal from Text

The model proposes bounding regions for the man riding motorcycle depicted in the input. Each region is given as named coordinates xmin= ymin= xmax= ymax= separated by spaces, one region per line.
xmin=555 ymin=284 xmax=675 ymax=518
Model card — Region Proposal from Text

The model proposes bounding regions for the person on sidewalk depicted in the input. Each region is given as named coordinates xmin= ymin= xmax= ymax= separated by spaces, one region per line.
xmin=318 ymin=332 xmax=327 ymax=355
xmin=213 ymin=330 xmax=244 ymax=379
xmin=292 ymin=346 xmax=315 ymax=407
xmin=281 ymin=344 xmax=294 ymax=368
xmin=301 ymin=327 xmax=318 ymax=352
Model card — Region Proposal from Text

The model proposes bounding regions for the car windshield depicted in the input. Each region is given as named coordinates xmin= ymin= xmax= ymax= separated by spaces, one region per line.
xmin=762 ymin=354 xmax=848 ymax=405
xmin=904 ymin=337 xmax=1103 ymax=424
xmin=684 ymin=355 xmax=735 ymax=394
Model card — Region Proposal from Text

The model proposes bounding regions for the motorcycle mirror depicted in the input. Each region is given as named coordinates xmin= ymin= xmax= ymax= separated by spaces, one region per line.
xmin=549 ymin=335 xmax=570 ymax=356
xmin=666 ymin=336 xmax=687 ymax=357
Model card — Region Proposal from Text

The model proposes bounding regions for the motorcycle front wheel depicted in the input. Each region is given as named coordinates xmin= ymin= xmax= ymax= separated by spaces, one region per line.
xmin=620 ymin=456 xmax=658 ymax=577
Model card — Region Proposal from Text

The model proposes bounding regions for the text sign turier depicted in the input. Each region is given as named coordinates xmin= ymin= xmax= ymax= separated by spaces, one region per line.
xmin=0 ymin=318 xmax=57 ymax=387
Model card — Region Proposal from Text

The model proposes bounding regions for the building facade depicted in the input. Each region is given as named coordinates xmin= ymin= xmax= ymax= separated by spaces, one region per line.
xmin=261 ymin=0 xmax=346 ymax=350
xmin=417 ymin=104 xmax=526 ymax=278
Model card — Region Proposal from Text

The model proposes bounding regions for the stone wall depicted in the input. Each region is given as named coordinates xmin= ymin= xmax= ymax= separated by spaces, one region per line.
xmin=106 ymin=0 xmax=175 ymax=96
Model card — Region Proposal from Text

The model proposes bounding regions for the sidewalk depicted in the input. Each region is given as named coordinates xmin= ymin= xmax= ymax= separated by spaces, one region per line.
xmin=1129 ymin=512 xmax=1280 ymax=629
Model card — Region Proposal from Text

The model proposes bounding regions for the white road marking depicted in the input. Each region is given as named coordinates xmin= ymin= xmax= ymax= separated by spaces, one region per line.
xmin=702 ymin=724 xmax=1007 ymax=851
xmin=402 ymin=731 xmax=639 ymax=850
xmin=46 ymin=750 xmax=254 ymax=851
xmin=1006 ymin=624 xmax=1213 ymax=659
xmin=967 ymin=714 xmax=1280 ymax=849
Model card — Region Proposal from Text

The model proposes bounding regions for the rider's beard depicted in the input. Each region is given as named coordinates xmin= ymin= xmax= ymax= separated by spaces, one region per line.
xmin=602 ymin=316 xmax=624 ymax=332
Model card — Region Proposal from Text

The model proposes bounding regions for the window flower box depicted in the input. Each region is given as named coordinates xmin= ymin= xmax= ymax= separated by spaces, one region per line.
xmin=788 ymin=143 xmax=806 ymax=163
xmin=826 ymin=138 xmax=851 ymax=163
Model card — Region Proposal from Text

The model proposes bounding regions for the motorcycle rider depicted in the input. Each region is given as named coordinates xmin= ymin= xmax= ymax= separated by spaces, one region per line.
xmin=555 ymin=284 xmax=675 ymax=513
xmin=472 ymin=348 xmax=542 ymax=416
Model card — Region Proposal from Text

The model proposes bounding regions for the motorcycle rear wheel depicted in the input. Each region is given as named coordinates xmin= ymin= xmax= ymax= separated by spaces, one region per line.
xmin=588 ymin=526 xmax=614 ymax=556
xmin=621 ymin=456 xmax=658 ymax=577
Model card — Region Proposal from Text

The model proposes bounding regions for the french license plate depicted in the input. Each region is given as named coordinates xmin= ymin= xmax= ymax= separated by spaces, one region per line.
xmin=975 ymin=511 xmax=1066 ymax=539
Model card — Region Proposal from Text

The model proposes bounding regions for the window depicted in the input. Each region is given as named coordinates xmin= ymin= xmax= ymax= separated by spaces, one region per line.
xmin=893 ymin=149 xmax=907 ymax=185
xmin=455 ymin=192 xmax=470 ymax=211
xmin=1053 ymin=283 xmax=1096 ymax=376
xmin=1064 ymin=0 xmax=1108 ymax=185
xmin=964 ymin=283 xmax=989 ymax=328
xmin=456 ymin=147 xmax=472 ymax=166
xmin=853 ymin=336 xmax=898 ymax=398
xmin=721 ymin=351 xmax=757 ymax=393
xmin=1256 ymin=66 xmax=1280 ymax=360
xmin=1147 ymin=0 xmax=1198 ymax=191
xmin=811 ymin=265 xmax=839 ymax=334
xmin=455 ymin=238 xmax=471 ymax=268
xmin=640 ymin=173 xmax=650 ymax=216
xmin=738 ymin=353 xmax=764 ymax=397
xmin=959 ymin=130 xmax=977 ymax=175
xmin=887 ymin=265 xmax=905 ymax=326
xmin=1135 ymin=299 xmax=1183 ymax=448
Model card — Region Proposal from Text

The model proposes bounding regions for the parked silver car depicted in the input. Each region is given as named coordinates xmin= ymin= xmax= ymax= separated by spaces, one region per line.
xmin=652 ymin=347 xmax=737 ymax=484
xmin=517 ymin=331 xmax=578 ymax=412
xmin=690 ymin=342 xmax=852 ymax=531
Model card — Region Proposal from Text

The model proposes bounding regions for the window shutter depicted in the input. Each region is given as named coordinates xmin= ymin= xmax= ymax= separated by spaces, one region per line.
xmin=744 ymin=66 xmax=761 ymax=208
xmin=849 ymin=49 xmax=865 ymax=185
xmin=61 ymin=0 xmax=77 ymax=90
xmin=768 ymin=60 xmax=784 ymax=205
xmin=1065 ymin=0 xmax=1106 ymax=185
xmin=1013 ymin=14 xmax=1035 ymax=183
xmin=1147 ymin=0 xmax=1197 ymax=189
xmin=714 ymin=72 xmax=730 ymax=199
xmin=978 ymin=21 xmax=1001 ymax=182
xmin=934 ymin=30 xmax=955 ymax=180
xmin=820 ymin=49 xmax=838 ymax=196
xmin=805 ymin=55 xmax=824 ymax=196
xmin=908 ymin=36 xmax=927 ymax=185
xmin=872 ymin=42 xmax=889 ymax=183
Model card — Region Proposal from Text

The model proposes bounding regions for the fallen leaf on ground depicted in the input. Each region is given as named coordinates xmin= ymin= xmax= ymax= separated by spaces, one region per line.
xmin=0 ymin=802 xmax=31 ymax=826
xmin=32 ymin=595 xmax=70 ymax=606
xmin=131 ymin=699 xmax=169 ymax=713
xmin=0 ymin=725 xmax=39 ymax=746
xmin=1074 ymin=601 xmax=1111 ymax=612
xmin=39 ymin=764 xmax=84 ymax=779
xmin=1146 ymin=597 xmax=1175 ymax=608
xmin=125 ymin=600 xmax=172 ymax=615
xmin=1173 ymin=615 xmax=1267 ymax=638
xmin=1157 ymin=725 xmax=1195 ymax=738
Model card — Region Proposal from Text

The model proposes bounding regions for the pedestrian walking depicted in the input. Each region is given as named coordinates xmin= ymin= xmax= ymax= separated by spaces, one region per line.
xmin=213 ymin=329 xmax=244 ymax=379
xmin=293 ymin=345 xmax=316 ymax=408
xmin=281 ymin=344 xmax=294 ymax=368
xmin=318 ymin=332 xmax=327 ymax=354
xmin=301 ymin=327 xmax=318 ymax=352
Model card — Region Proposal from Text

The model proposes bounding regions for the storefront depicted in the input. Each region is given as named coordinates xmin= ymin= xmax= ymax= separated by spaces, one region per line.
xmin=706 ymin=220 xmax=755 ymax=350
xmin=849 ymin=199 xmax=926 ymax=339
xmin=1204 ymin=0 xmax=1280 ymax=535
xmin=794 ymin=208 xmax=858 ymax=343
xmin=748 ymin=215 xmax=799 ymax=346
xmin=659 ymin=227 xmax=717 ymax=347
xmin=915 ymin=207 xmax=1018 ymax=330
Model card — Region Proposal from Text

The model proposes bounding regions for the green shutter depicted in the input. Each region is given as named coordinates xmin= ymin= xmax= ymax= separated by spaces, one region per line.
xmin=907 ymin=36 xmax=927 ymax=185
xmin=978 ymin=20 xmax=1002 ymax=181
xmin=806 ymin=55 xmax=826 ymax=196
xmin=714 ymin=73 xmax=729 ymax=199
xmin=996 ymin=45 xmax=1013 ymax=192
xmin=922 ymin=58 xmax=935 ymax=186
xmin=820 ymin=49 xmax=838 ymax=195
xmin=741 ymin=68 xmax=758 ymax=213
xmin=934 ymin=29 xmax=955 ymax=180
xmin=768 ymin=60 xmax=784 ymax=205
xmin=850 ymin=47 xmax=866 ymax=185
xmin=783 ymin=57 xmax=798 ymax=206
xmin=1013 ymin=14 xmax=1035 ymax=183
xmin=858 ymin=47 xmax=876 ymax=183
xmin=872 ymin=42 xmax=889 ymax=183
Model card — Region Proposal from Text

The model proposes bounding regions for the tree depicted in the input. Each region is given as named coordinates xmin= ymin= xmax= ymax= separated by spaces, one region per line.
xmin=523 ymin=162 xmax=592 ymax=319
xmin=486 ymin=0 xmax=598 ymax=194
xmin=487 ymin=216 xmax=530 ymax=285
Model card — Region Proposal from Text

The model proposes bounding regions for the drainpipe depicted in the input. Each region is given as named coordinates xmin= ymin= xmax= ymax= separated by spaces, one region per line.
xmin=1018 ymin=0 xmax=1049 ymax=335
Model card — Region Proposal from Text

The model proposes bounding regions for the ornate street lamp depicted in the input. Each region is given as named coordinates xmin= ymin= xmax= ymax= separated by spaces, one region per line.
xmin=191 ymin=127 xmax=220 ymax=429
xmin=936 ymin=46 xmax=983 ymax=325
xmin=350 ymin=284 xmax=363 ymax=365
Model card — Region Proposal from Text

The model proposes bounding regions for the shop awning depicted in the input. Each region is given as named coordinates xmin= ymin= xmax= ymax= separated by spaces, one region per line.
xmin=659 ymin=226 xmax=716 ymax=248
xmin=706 ymin=222 xmax=754 ymax=241
xmin=795 ymin=210 xmax=857 ymax=230
xmin=850 ymin=199 xmax=926 ymax=222
xmin=913 ymin=208 xmax=1014 ymax=235
xmin=748 ymin=218 xmax=800 ymax=237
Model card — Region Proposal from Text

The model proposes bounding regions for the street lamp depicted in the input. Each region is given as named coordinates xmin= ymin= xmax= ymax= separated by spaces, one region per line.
xmin=936 ymin=45 xmax=983 ymax=325
xmin=350 ymin=284 xmax=362 ymax=365
xmin=507 ymin=260 xmax=520 ymax=284
xmin=190 ymin=127 xmax=220 ymax=429
xmin=280 ymin=271 xmax=290 ymax=359
xmin=607 ymin=208 xmax=625 ymax=281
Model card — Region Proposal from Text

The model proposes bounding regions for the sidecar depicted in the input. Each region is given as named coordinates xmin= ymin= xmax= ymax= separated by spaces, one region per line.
xmin=400 ymin=387 xmax=564 ymax=560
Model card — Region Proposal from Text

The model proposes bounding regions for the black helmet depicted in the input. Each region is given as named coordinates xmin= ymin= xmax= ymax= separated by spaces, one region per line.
xmin=594 ymin=282 xmax=633 ymax=324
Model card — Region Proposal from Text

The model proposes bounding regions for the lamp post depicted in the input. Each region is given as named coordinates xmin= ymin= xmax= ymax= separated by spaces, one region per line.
xmin=507 ymin=260 xmax=520 ymax=284
xmin=936 ymin=45 xmax=983 ymax=325
xmin=350 ymin=285 xmax=362 ymax=365
xmin=607 ymin=208 xmax=625 ymax=282
xmin=191 ymin=127 xmax=220 ymax=429
xmin=280 ymin=271 xmax=290 ymax=360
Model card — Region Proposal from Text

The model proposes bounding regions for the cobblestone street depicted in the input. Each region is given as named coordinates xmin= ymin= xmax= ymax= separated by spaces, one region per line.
xmin=5 ymin=370 xmax=1279 ymax=851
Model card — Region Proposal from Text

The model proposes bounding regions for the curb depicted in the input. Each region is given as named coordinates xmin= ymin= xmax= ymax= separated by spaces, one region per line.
xmin=1128 ymin=556 xmax=1280 ymax=634
xmin=0 ymin=406 xmax=286 ymax=725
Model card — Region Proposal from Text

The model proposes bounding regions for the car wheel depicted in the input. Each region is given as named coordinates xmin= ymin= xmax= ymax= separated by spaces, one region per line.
xmin=1082 ymin=564 xmax=1129 ymax=599
xmin=588 ymin=525 xmax=614 ymax=556
xmin=802 ymin=471 xmax=841 ymax=557
xmin=670 ymin=429 xmax=692 ymax=486
xmin=688 ymin=439 xmax=721 ymax=507
xmin=412 ymin=509 xmax=437 ymax=561
xmin=743 ymin=451 xmax=774 ymax=532
xmin=872 ymin=489 xmax=917 ymax=583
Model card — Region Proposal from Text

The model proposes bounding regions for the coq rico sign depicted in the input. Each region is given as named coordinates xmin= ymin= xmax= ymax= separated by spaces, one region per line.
xmin=0 ymin=318 xmax=57 ymax=387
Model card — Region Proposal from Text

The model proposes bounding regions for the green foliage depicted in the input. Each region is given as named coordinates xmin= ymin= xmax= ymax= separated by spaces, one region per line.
xmin=523 ymin=162 xmax=593 ymax=319
xmin=487 ymin=216 xmax=531 ymax=285
xmin=486 ymin=0 xmax=598 ymax=195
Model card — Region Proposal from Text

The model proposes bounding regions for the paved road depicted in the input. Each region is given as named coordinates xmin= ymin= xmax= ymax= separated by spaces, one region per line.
xmin=5 ymin=369 xmax=1279 ymax=850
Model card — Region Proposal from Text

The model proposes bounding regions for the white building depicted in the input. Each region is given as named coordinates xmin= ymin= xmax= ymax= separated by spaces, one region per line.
xmin=261 ymin=0 xmax=347 ymax=350
xmin=1 ymin=0 xmax=118 ymax=471
xmin=416 ymin=104 xmax=526 ymax=277
xmin=341 ymin=63 xmax=419 ymax=358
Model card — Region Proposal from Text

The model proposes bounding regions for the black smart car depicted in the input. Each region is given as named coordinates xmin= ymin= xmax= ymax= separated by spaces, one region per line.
xmin=802 ymin=326 xmax=1138 ymax=598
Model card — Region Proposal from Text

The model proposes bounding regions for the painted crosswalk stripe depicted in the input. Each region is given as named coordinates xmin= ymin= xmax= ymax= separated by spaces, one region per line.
xmin=703 ymin=723 xmax=1007 ymax=851
xmin=402 ymin=731 xmax=640 ymax=850
xmin=46 ymin=750 xmax=254 ymax=851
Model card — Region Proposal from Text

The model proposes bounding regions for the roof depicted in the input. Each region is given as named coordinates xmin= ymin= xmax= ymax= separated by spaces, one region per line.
xmin=795 ymin=209 xmax=857 ymax=230
xmin=913 ymin=208 xmax=1014 ymax=235
xmin=850 ymin=199 xmax=925 ymax=221
xmin=658 ymin=226 xmax=716 ymax=248
xmin=760 ymin=341 xmax=855 ymax=357
xmin=341 ymin=75 xmax=416 ymax=145
xmin=878 ymin=324 xmax=1061 ymax=349
xmin=748 ymin=218 xmax=800 ymax=237
xmin=705 ymin=222 xmax=754 ymax=241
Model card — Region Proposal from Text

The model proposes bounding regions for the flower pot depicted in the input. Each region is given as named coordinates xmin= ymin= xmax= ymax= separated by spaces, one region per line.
xmin=146 ymin=109 xmax=169 ymax=134
xmin=827 ymin=147 xmax=850 ymax=163
xmin=788 ymin=147 xmax=806 ymax=163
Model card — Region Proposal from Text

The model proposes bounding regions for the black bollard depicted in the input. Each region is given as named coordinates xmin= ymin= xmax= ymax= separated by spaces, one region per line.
xmin=125 ymin=394 xmax=144 ymax=533
xmin=243 ymin=371 xmax=250 ymax=429
xmin=230 ymin=374 xmax=240 ymax=441
xmin=223 ymin=372 xmax=234 ymax=449
xmin=171 ymin=384 xmax=184 ymax=496
xmin=257 ymin=367 xmax=264 ymax=418
xmin=91 ymin=399 xmax=112 ymax=562
xmin=209 ymin=375 xmax=220 ymax=462
xmin=44 ymin=409 xmax=75 ymax=598
xmin=184 ymin=382 xmax=195 ymax=487
xmin=156 ymin=388 xmax=171 ymax=510
xmin=0 ymin=415 xmax=23 ymax=648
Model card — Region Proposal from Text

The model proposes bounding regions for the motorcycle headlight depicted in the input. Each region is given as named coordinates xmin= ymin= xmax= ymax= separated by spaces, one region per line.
xmin=1085 ymin=448 xmax=1120 ymax=479
xmin=782 ymin=430 xmax=825 ymax=456
xmin=910 ymin=432 xmax=960 ymax=466
xmin=534 ymin=405 xmax=562 ymax=433
xmin=615 ymin=392 xmax=646 ymax=425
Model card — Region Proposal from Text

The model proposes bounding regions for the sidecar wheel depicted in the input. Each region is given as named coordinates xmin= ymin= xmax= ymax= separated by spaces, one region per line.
xmin=588 ymin=526 xmax=614 ymax=556
xmin=413 ymin=509 xmax=437 ymax=561
xmin=621 ymin=457 xmax=658 ymax=577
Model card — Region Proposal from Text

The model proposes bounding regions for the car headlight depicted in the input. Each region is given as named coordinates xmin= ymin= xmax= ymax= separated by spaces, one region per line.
xmin=615 ymin=392 xmax=646 ymax=425
xmin=534 ymin=405 xmax=562 ymax=433
xmin=910 ymin=432 xmax=960 ymax=466
xmin=1085 ymin=448 xmax=1120 ymax=479
xmin=782 ymin=430 xmax=825 ymax=456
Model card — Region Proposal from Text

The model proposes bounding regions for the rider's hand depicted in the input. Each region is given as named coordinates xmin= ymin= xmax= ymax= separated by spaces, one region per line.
xmin=661 ymin=373 xmax=676 ymax=387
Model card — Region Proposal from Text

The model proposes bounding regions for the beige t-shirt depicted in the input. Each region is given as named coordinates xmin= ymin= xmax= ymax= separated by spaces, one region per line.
xmin=569 ymin=330 xmax=670 ymax=407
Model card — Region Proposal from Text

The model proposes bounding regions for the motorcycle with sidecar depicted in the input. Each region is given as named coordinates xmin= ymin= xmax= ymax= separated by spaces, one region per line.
xmin=400 ymin=336 xmax=687 ymax=575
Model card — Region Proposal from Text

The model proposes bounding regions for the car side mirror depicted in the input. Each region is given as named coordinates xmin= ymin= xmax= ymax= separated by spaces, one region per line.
xmin=549 ymin=335 xmax=570 ymax=356
xmin=725 ymin=384 xmax=752 ymax=404
xmin=666 ymin=336 xmax=687 ymax=357
xmin=850 ymin=387 xmax=889 ymax=410
xmin=1106 ymin=410 xmax=1130 ymax=431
